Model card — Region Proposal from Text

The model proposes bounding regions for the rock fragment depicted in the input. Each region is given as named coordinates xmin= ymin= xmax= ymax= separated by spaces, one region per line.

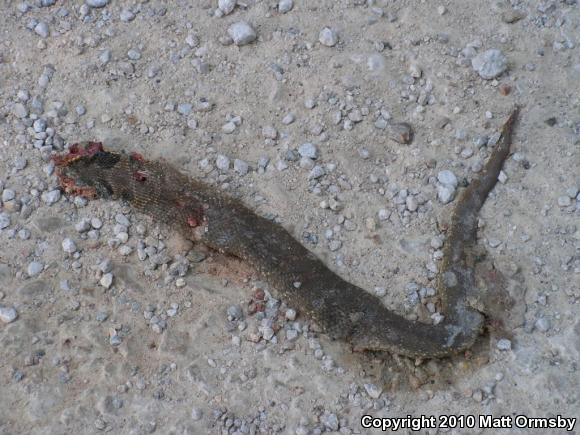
xmin=228 ymin=22 xmax=257 ymax=46
xmin=472 ymin=49 xmax=508 ymax=79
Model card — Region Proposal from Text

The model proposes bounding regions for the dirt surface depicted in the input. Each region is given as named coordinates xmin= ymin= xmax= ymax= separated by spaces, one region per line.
xmin=0 ymin=0 xmax=579 ymax=434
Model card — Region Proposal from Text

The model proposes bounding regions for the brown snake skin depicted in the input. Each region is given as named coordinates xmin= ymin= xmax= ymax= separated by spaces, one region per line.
xmin=54 ymin=108 xmax=519 ymax=358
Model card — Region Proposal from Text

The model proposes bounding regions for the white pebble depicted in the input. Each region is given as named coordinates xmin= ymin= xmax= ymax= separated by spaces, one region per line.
xmin=62 ymin=238 xmax=77 ymax=254
xmin=228 ymin=21 xmax=257 ymax=46
xmin=0 ymin=306 xmax=18 ymax=323
xmin=319 ymin=27 xmax=338 ymax=47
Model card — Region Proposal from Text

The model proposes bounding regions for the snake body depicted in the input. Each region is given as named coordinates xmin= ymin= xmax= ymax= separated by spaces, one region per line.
xmin=55 ymin=109 xmax=518 ymax=358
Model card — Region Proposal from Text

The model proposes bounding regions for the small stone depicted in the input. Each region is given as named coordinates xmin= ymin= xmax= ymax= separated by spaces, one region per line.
xmin=27 ymin=261 xmax=44 ymax=277
xmin=12 ymin=103 xmax=28 ymax=119
xmin=91 ymin=218 xmax=103 ymax=229
xmin=99 ymin=49 xmax=112 ymax=65
xmin=499 ymin=83 xmax=512 ymax=96
xmin=218 ymin=0 xmax=236 ymax=15
xmin=388 ymin=122 xmax=413 ymax=144
xmin=33 ymin=118 xmax=47 ymax=132
xmin=430 ymin=236 xmax=444 ymax=249
xmin=498 ymin=171 xmax=508 ymax=184
xmin=222 ymin=121 xmax=236 ymax=134
xmin=488 ymin=238 xmax=502 ymax=248
xmin=191 ymin=407 xmax=203 ymax=421
xmin=298 ymin=143 xmax=318 ymax=159
xmin=234 ymin=159 xmax=249 ymax=176
xmin=281 ymin=113 xmax=295 ymax=125
xmin=228 ymin=21 xmax=257 ymax=46
xmin=119 ymin=9 xmax=135 ymax=22
xmin=285 ymin=308 xmax=297 ymax=321
xmin=227 ymin=305 xmax=243 ymax=321
xmin=472 ymin=49 xmax=508 ymax=80
xmin=437 ymin=170 xmax=458 ymax=188
xmin=535 ymin=317 xmax=551 ymax=333
xmin=437 ymin=185 xmax=456 ymax=204
xmin=496 ymin=338 xmax=512 ymax=351
xmin=100 ymin=273 xmax=113 ymax=289
xmin=41 ymin=189 xmax=61 ymax=205
xmin=321 ymin=413 xmax=339 ymax=431
xmin=308 ymin=165 xmax=325 ymax=180
xmin=319 ymin=27 xmax=338 ymax=47
xmin=557 ymin=196 xmax=572 ymax=207
xmin=278 ymin=0 xmax=293 ymax=13
xmin=364 ymin=383 xmax=383 ymax=399
xmin=406 ymin=196 xmax=418 ymax=212
xmin=127 ymin=49 xmax=141 ymax=60
xmin=1 ymin=189 xmax=15 ymax=202
xmin=0 ymin=306 xmax=18 ymax=323
xmin=34 ymin=22 xmax=49 ymax=38
xmin=216 ymin=154 xmax=230 ymax=171
xmin=62 ymin=238 xmax=77 ymax=254
xmin=86 ymin=0 xmax=109 ymax=7
xmin=501 ymin=10 xmax=525 ymax=23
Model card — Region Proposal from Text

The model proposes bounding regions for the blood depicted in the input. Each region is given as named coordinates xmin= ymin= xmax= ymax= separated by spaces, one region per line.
xmin=133 ymin=170 xmax=148 ymax=182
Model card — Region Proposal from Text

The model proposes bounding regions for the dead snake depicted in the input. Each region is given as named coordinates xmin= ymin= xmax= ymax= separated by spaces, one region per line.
xmin=54 ymin=108 xmax=519 ymax=358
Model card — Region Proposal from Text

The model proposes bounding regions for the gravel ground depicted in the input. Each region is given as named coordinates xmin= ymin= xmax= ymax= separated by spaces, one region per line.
xmin=0 ymin=0 xmax=579 ymax=434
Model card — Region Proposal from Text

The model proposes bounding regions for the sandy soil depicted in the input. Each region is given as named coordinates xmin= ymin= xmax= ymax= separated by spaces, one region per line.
xmin=0 ymin=0 xmax=579 ymax=434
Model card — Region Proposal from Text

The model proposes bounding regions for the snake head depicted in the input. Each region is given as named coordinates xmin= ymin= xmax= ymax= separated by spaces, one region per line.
xmin=54 ymin=141 xmax=119 ymax=199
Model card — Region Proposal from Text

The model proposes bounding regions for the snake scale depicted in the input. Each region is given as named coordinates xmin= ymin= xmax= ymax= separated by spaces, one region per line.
xmin=54 ymin=108 xmax=519 ymax=358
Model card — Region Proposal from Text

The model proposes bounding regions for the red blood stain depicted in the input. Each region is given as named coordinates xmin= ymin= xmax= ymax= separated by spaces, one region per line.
xmin=133 ymin=170 xmax=148 ymax=182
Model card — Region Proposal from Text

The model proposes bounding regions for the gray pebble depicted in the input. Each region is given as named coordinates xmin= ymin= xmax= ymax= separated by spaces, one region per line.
xmin=228 ymin=21 xmax=257 ymax=46
xmin=557 ymin=196 xmax=572 ymax=207
xmin=12 ymin=103 xmax=28 ymax=119
xmin=33 ymin=118 xmax=47 ymax=133
xmin=216 ymin=154 xmax=230 ymax=171
xmin=535 ymin=317 xmax=551 ymax=333
xmin=0 ymin=306 xmax=18 ymax=323
xmin=85 ymin=0 xmax=109 ymax=7
xmin=99 ymin=49 xmax=112 ymax=65
xmin=262 ymin=125 xmax=277 ymax=139
xmin=127 ymin=49 xmax=141 ymax=60
xmin=234 ymin=159 xmax=249 ymax=176
xmin=364 ymin=383 xmax=383 ymax=399
xmin=41 ymin=189 xmax=61 ymax=205
xmin=388 ymin=122 xmax=413 ymax=144
xmin=308 ymin=165 xmax=325 ymax=180
xmin=177 ymin=103 xmax=193 ymax=115
xmin=62 ymin=238 xmax=77 ymax=254
xmin=437 ymin=170 xmax=458 ymax=188
xmin=119 ymin=9 xmax=135 ymax=22
xmin=218 ymin=0 xmax=236 ymax=15
xmin=27 ymin=261 xmax=44 ymax=277
xmin=298 ymin=143 xmax=318 ymax=159
xmin=472 ymin=49 xmax=508 ymax=80
xmin=437 ymin=185 xmax=456 ymax=204
xmin=281 ymin=113 xmax=295 ymax=125
xmin=115 ymin=213 xmax=131 ymax=227
xmin=100 ymin=273 xmax=113 ymax=289
xmin=222 ymin=121 xmax=237 ymax=134
xmin=191 ymin=407 xmax=203 ymax=421
xmin=227 ymin=305 xmax=243 ymax=321
xmin=2 ymin=189 xmax=15 ymax=202
xmin=34 ymin=22 xmax=49 ymax=38
xmin=278 ymin=0 xmax=293 ymax=13
xmin=496 ymin=338 xmax=512 ymax=351
xmin=319 ymin=27 xmax=338 ymax=47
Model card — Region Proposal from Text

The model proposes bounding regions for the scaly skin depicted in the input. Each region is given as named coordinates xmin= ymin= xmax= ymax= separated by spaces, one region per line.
xmin=54 ymin=108 xmax=519 ymax=358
